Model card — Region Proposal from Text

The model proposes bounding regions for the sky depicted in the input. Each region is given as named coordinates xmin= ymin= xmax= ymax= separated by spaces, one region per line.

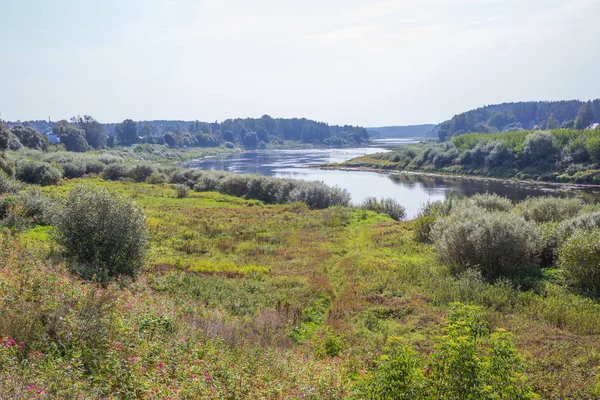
xmin=1 ymin=0 xmax=599 ymax=127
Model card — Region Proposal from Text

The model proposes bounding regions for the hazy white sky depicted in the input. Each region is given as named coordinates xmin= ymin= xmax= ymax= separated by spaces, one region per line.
xmin=1 ymin=0 xmax=599 ymax=126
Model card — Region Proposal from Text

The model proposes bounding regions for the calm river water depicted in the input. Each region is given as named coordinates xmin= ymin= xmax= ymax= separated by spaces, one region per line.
xmin=189 ymin=139 xmax=600 ymax=218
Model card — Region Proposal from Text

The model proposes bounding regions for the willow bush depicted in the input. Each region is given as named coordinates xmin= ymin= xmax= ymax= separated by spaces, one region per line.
xmin=54 ymin=185 xmax=148 ymax=280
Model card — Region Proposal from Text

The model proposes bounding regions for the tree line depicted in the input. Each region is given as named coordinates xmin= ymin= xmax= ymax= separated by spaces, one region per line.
xmin=3 ymin=115 xmax=369 ymax=152
xmin=438 ymin=99 xmax=600 ymax=141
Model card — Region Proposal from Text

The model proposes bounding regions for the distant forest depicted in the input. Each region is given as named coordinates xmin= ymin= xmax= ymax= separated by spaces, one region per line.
xmin=367 ymin=124 xmax=437 ymax=139
xmin=4 ymin=115 xmax=369 ymax=151
xmin=438 ymin=100 xmax=600 ymax=141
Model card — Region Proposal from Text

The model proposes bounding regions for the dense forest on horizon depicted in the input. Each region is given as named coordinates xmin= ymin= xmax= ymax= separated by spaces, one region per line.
xmin=438 ymin=99 xmax=600 ymax=141
xmin=3 ymin=115 xmax=370 ymax=151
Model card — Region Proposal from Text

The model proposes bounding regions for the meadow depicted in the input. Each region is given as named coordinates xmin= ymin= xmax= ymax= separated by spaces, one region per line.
xmin=0 ymin=168 xmax=600 ymax=398
xmin=3 ymin=139 xmax=600 ymax=397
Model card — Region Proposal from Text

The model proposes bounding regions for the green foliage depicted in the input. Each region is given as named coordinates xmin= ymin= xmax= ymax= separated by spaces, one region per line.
xmin=514 ymin=196 xmax=584 ymax=223
xmin=360 ymin=196 xmax=407 ymax=221
xmin=0 ymin=188 xmax=55 ymax=228
xmin=0 ymin=123 xmax=10 ymax=151
xmin=586 ymin=135 xmax=600 ymax=163
xmin=115 ymin=119 xmax=138 ymax=146
xmin=0 ymin=171 xmax=22 ymax=195
xmin=462 ymin=193 xmax=513 ymax=212
xmin=432 ymin=205 xmax=540 ymax=279
xmin=575 ymin=102 xmax=595 ymax=130
xmin=313 ymin=327 xmax=345 ymax=359
xmin=174 ymin=184 xmax=189 ymax=198
xmin=413 ymin=198 xmax=453 ymax=243
xmin=53 ymin=125 xmax=90 ymax=152
xmin=558 ymin=229 xmax=600 ymax=295
xmin=101 ymin=163 xmax=131 ymax=181
xmin=10 ymin=125 xmax=48 ymax=151
xmin=360 ymin=337 xmax=424 ymax=399
xmin=71 ymin=115 xmax=107 ymax=149
xmin=61 ymin=160 xmax=87 ymax=179
xmin=54 ymin=185 xmax=148 ymax=280
xmin=360 ymin=304 xmax=536 ymax=400
xmin=15 ymin=160 xmax=62 ymax=185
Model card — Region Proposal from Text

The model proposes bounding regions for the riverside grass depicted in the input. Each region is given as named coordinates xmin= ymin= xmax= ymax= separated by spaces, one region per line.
xmin=0 ymin=179 xmax=600 ymax=398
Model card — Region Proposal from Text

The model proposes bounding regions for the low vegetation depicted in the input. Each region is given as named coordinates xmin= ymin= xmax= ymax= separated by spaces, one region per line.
xmin=343 ymin=127 xmax=600 ymax=184
xmin=3 ymin=136 xmax=600 ymax=398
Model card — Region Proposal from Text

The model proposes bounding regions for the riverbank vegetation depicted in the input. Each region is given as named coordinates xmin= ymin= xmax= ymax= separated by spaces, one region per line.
xmin=3 ymin=137 xmax=600 ymax=397
xmin=343 ymin=127 xmax=600 ymax=184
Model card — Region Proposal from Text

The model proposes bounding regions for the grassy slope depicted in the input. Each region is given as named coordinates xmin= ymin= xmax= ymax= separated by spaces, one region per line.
xmin=1 ymin=179 xmax=600 ymax=398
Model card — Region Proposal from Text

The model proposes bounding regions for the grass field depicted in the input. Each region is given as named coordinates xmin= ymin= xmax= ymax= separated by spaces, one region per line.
xmin=1 ymin=178 xmax=600 ymax=398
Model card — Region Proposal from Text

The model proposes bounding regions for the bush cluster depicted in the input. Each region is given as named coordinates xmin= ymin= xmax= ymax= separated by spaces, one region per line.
xmin=360 ymin=197 xmax=406 ymax=221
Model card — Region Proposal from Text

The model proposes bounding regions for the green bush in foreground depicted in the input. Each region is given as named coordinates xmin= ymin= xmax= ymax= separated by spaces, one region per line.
xmin=359 ymin=303 xmax=536 ymax=399
xmin=54 ymin=185 xmax=148 ymax=280
xmin=559 ymin=229 xmax=600 ymax=295
xmin=360 ymin=197 xmax=406 ymax=221
xmin=432 ymin=205 xmax=540 ymax=279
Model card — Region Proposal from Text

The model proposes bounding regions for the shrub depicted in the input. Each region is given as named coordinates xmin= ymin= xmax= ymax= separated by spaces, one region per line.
xmin=174 ymin=184 xmax=189 ymax=198
xmin=97 ymin=154 xmax=121 ymax=165
xmin=61 ymin=161 xmax=87 ymax=179
xmin=554 ymin=212 xmax=600 ymax=244
xmin=194 ymin=174 xmax=221 ymax=192
xmin=101 ymin=163 xmax=131 ymax=181
xmin=360 ymin=197 xmax=406 ymax=221
xmin=0 ymin=172 xmax=22 ymax=194
xmin=146 ymin=172 xmax=166 ymax=184
xmin=413 ymin=199 xmax=453 ymax=243
xmin=0 ymin=155 xmax=14 ymax=176
xmin=0 ymin=188 xmax=54 ymax=227
xmin=289 ymin=181 xmax=350 ymax=209
xmin=129 ymin=164 xmax=156 ymax=182
xmin=15 ymin=161 xmax=62 ymax=185
xmin=218 ymin=174 xmax=252 ymax=197
xmin=360 ymin=337 xmax=424 ymax=399
xmin=463 ymin=193 xmax=513 ymax=212
xmin=84 ymin=160 xmax=105 ymax=175
xmin=514 ymin=196 xmax=584 ymax=223
xmin=168 ymin=169 xmax=203 ymax=187
xmin=432 ymin=206 xmax=540 ymax=279
xmin=558 ymin=229 xmax=600 ymax=295
xmin=54 ymin=185 xmax=148 ymax=280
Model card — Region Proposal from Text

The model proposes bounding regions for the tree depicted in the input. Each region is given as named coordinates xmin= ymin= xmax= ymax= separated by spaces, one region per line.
xmin=55 ymin=185 xmax=148 ymax=280
xmin=163 ymin=132 xmax=177 ymax=147
xmin=242 ymin=132 xmax=258 ymax=149
xmin=71 ymin=115 xmax=106 ymax=149
xmin=546 ymin=113 xmax=559 ymax=130
xmin=11 ymin=125 xmax=49 ymax=150
xmin=0 ymin=122 xmax=10 ymax=152
xmin=115 ymin=119 xmax=138 ymax=146
xmin=574 ymin=103 xmax=595 ymax=130
xmin=53 ymin=125 xmax=89 ymax=152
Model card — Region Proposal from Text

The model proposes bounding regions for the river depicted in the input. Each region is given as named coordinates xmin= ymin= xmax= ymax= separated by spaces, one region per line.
xmin=189 ymin=139 xmax=600 ymax=218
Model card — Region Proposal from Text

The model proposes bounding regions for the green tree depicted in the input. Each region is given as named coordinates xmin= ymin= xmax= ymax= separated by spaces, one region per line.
xmin=11 ymin=125 xmax=49 ymax=151
xmin=115 ymin=119 xmax=138 ymax=146
xmin=71 ymin=115 xmax=106 ymax=149
xmin=0 ymin=122 xmax=10 ymax=152
xmin=53 ymin=125 xmax=89 ymax=152
xmin=574 ymin=102 xmax=595 ymax=130
xmin=546 ymin=113 xmax=559 ymax=130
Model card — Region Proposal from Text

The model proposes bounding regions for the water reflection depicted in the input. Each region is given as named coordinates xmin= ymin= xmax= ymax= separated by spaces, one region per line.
xmin=189 ymin=144 xmax=600 ymax=218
